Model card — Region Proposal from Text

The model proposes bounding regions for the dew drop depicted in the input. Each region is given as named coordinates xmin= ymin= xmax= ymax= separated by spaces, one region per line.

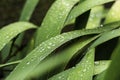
xmin=80 ymin=74 xmax=83 ymax=77
xmin=58 ymin=76 xmax=62 ymax=79
xmin=6 ymin=36 xmax=9 ymax=38
xmin=27 ymin=62 xmax=30 ymax=65
xmin=72 ymin=67 xmax=75 ymax=69
xmin=86 ymin=60 xmax=89 ymax=63
xmin=52 ymin=44 xmax=55 ymax=46
xmin=49 ymin=42 xmax=52 ymax=45
xmin=47 ymin=46 xmax=51 ymax=49
xmin=83 ymin=69 xmax=86 ymax=72
xmin=95 ymin=61 xmax=100 ymax=65
xmin=100 ymin=24 xmax=103 ymax=27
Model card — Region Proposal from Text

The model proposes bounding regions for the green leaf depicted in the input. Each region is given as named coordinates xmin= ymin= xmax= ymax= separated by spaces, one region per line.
xmin=94 ymin=60 xmax=111 ymax=75
xmin=22 ymin=5 xmax=104 ymax=78
xmin=101 ymin=1 xmax=120 ymax=79
xmin=19 ymin=0 xmax=39 ymax=21
xmin=14 ymin=0 xmax=39 ymax=47
xmin=49 ymin=49 xmax=95 ymax=80
xmin=103 ymin=40 xmax=120 ymax=80
xmin=86 ymin=5 xmax=104 ymax=29
xmin=94 ymin=71 xmax=107 ymax=80
xmin=95 ymin=39 xmax=120 ymax=80
xmin=13 ymin=0 xmax=39 ymax=52
xmin=65 ymin=0 xmax=114 ymax=24
xmin=26 ymin=36 xmax=99 ymax=79
xmin=0 ymin=22 xmax=37 ymax=51
xmin=35 ymin=0 xmax=79 ymax=47
xmin=104 ymin=0 xmax=120 ymax=24
xmin=85 ymin=5 xmax=105 ymax=78
xmin=0 ymin=60 xmax=21 ymax=68
xmin=1 ymin=41 xmax=12 ymax=61
xmin=90 ymin=28 xmax=120 ymax=48
xmin=6 ymin=22 xmax=120 ymax=80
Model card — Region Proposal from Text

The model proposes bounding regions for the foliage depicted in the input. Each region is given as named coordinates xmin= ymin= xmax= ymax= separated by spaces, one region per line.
xmin=0 ymin=0 xmax=120 ymax=80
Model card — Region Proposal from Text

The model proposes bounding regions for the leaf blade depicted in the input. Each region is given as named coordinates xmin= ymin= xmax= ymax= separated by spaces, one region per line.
xmin=35 ymin=0 xmax=79 ymax=47
xmin=6 ymin=22 xmax=120 ymax=80
xmin=0 ymin=22 xmax=37 ymax=51
xmin=19 ymin=0 xmax=39 ymax=21
xmin=66 ymin=0 xmax=114 ymax=24
xmin=49 ymin=49 xmax=95 ymax=80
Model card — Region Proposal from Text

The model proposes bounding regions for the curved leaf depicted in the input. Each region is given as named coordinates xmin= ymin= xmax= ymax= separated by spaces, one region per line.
xmin=1 ymin=0 xmax=40 ymax=61
xmin=6 ymin=22 xmax=120 ymax=80
xmin=26 ymin=36 xmax=99 ymax=79
xmin=35 ymin=0 xmax=79 ymax=47
xmin=86 ymin=5 xmax=104 ymax=29
xmin=14 ymin=0 xmax=39 ymax=47
xmin=95 ymin=1 xmax=120 ymax=79
xmin=103 ymin=39 xmax=120 ymax=80
xmin=49 ymin=49 xmax=95 ymax=80
xmin=19 ymin=0 xmax=39 ymax=21
xmin=0 ymin=60 xmax=21 ymax=68
xmin=94 ymin=60 xmax=111 ymax=75
xmin=90 ymin=28 xmax=120 ymax=48
xmin=95 ymin=39 xmax=120 ymax=80
xmin=65 ymin=0 xmax=114 ymax=24
xmin=104 ymin=0 xmax=120 ymax=24
xmin=0 ymin=22 xmax=37 ymax=51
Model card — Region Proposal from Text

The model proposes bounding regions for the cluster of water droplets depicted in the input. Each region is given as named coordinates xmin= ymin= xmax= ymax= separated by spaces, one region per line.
xmin=24 ymin=34 xmax=65 ymax=67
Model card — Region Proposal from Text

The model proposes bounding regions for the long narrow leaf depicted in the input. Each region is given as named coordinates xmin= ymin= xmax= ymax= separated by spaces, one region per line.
xmin=104 ymin=0 xmax=120 ymax=24
xmin=15 ymin=0 xmax=39 ymax=47
xmin=94 ymin=60 xmax=111 ymax=75
xmin=6 ymin=22 xmax=120 ymax=80
xmin=19 ymin=0 xmax=39 ymax=21
xmin=0 ymin=22 xmax=37 ymax=51
xmin=26 ymin=36 xmax=99 ymax=79
xmin=95 ymin=39 xmax=120 ymax=80
xmin=103 ymin=39 xmax=120 ymax=80
xmin=49 ymin=49 xmax=95 ymax=80
xmin=94 ymin=1 xmax=120 ymax=79
xmin=35 ymin=0 xmax=79 ymax=47
xmin=86 ymin=5 xmax=104 ymax=29
xmin=25 ymin=5 xmax=104 ymax=78
xmin=90 ymin=28 xmax=120 ymax=48
xmin=65 ymin=0 xmax=114 ymax=24
xmin=0 ymin=60 xmax=21 ymax=68
xmin=1 ymin=0 xmax=40 ymax=61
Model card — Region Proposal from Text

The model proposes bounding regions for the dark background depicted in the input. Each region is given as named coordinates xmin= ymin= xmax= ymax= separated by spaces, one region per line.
xmin=0 ymin=0 xmax=54 ymax=27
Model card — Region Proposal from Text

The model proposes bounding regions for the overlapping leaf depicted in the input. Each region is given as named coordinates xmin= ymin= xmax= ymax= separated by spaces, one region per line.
xmin=94 ymin=60 xmax=111 ymax=75
xmin=26 ymin=36 xmax=99 ymax=79
xmin=65 ymin=0 xmax=114 ymax=24
xmin=90 ymin=28 xmax=120 ymax=48
xmin=1 ymin=0 xmax=39 ymax=61
xmin=103 ymin=39 xmax=120 ymax=80
xmin=94 ymin=1 xmax=120 ymax=80
xmin=6 ymin=22 xmax=120 ymax=80
xmin=49 ymin=49 xmax=95 ymax=80
xmin=35 ymin=0 xmax=79 ymax=46
xmin=86 ymin=5 xmax=104 ymax=29
xmin=94 ymin=32 xmax=120 ymax=80
xmin=104 ymin=0 xmax=120 ymax=24
xmin=0 ymin=22 xmax=37 ymax=51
